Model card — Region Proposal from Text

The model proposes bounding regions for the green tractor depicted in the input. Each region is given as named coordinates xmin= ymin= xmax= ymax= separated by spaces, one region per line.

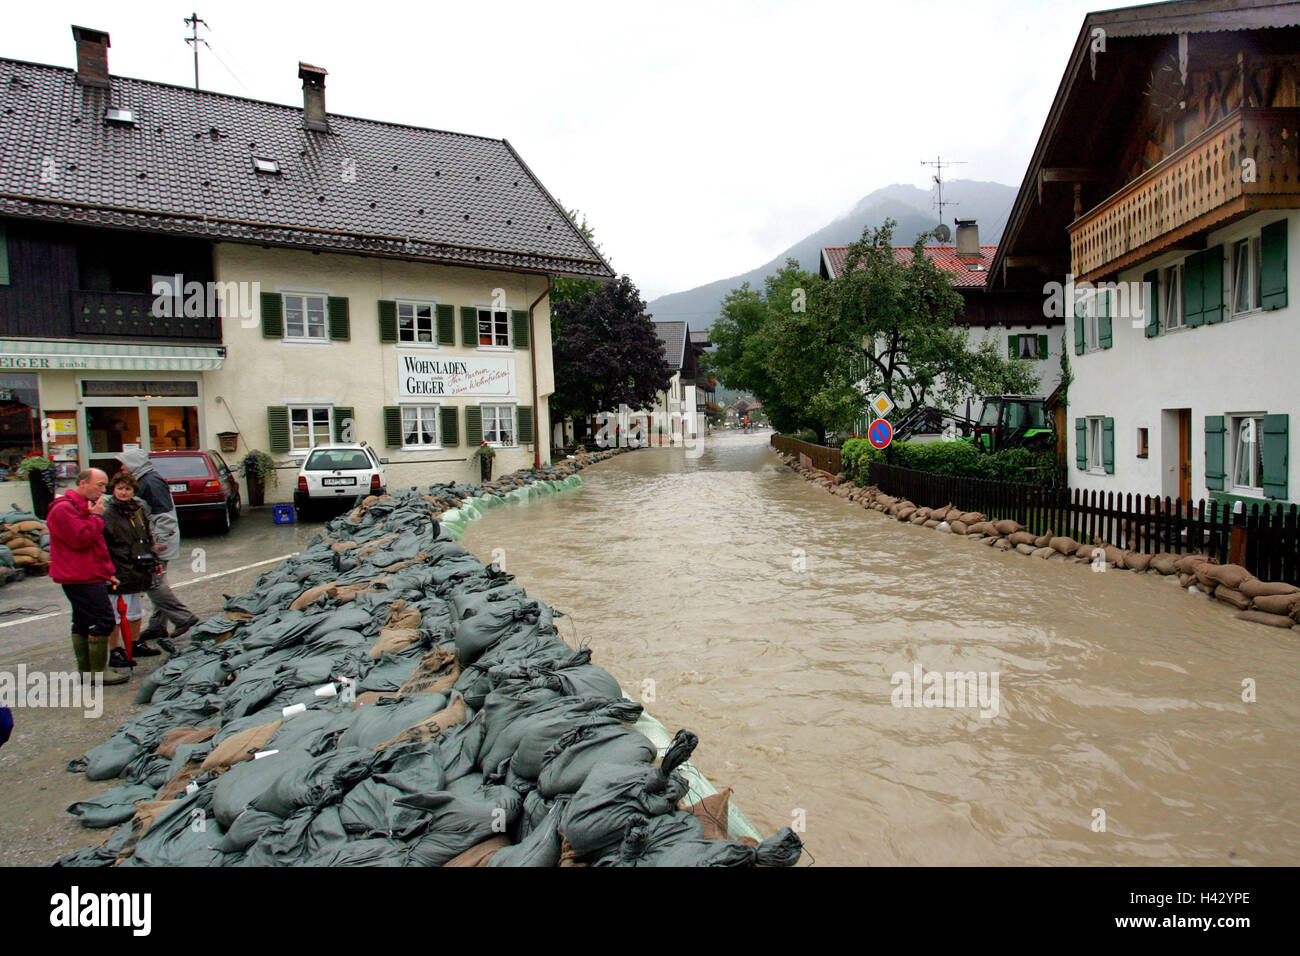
xmin=967 ymin=395 xmax=1054 ymax=453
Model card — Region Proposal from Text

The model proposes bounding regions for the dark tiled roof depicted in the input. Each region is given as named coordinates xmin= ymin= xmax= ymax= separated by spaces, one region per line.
xmin=653 ymin=320 xmax=687 ymax=369
xmin=822 ymin=245 xmax=997 ymax=287
xmin=0 ymin=58 xmax=613 ymax=279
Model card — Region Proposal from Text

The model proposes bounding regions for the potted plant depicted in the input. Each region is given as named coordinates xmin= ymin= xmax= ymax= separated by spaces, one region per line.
xmin=471 ymin=441 xmax=495 ymax=482
xmin=239 ymin=450 xmax=277 ymax=507
xmin=17 ymin=451 xmax=56 ymax=519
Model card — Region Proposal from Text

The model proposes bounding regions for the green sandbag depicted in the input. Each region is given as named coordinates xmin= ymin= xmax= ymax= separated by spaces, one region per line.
xmin=440 ymin=508 xmax=463 ymax=524
xmin=66 ymin=784 xmax=157 ymax=829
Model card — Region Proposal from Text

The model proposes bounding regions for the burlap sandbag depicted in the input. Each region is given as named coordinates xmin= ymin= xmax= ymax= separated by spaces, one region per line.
xmin=1101 ymin=545 xmax=1126 ymax=568
xmin=1240 ymin=579 xmax=1300 ymax=599
xmin=1235 ymin=610 xmax=1295 ymax=629
xmin=1149 ymin=554 xmax=1177 ymax=575
xmin=200 ymin=720 xmax=282 ymax=772
xmin=910 ymin=514 xmax=927 ymax=525
xmin=994 ymin=519 xmax=1022 ymax=535
xmin=1033 ymin=535 xmax=1052 ymax=549
xmin=1008 ymin=531 xmax=1037 ymax=547
xmin=1124 ymin=552 xmax=1152 ymax=573
xmin=1215 ymin=585 xmax=1252 ymax=610
xmin=923 ymin=518 xmax=940 ymax=529
xmin=1178 ymin=573 xmax=1195 ymax=588
xmin=1174 ymin=554 xmax=1210 ymax=574
xmin=12 ymin=520 xmax=45 ymax=533
xmin=967 ymin=522 xmax=993 ymax=536
xmin=1014 ymin=543 xmax=1036 ymax=555
xmin=290 ymin=582 xmax=339 ymax=611
xmin=930 ymin=504 xmax=955 ymax=522
xmin=1031 ymin=547 xmax=1055 ymax=559
xmin=444 ymin=835 xmax=510 ymax=866
xmin=994 ymin=538 xmax=1014 ymax=551
xmin=949 ymin=520 xmax=968 ymax=535
xmin=913 ymin=507 xmax=933 ymax=520
xmin=156 ymin=726 xmax=218 ymax=760
xmin=980 ymin=536 xmax=999 ymax=547
xmin=1252 ymin=593 xmax=1300 ymax=616
xmin=1203 ymin=564 xmax=1254 ymax=590
xmin=1049 ymin=537 xmax=1079 ymax=556
xmin=375 ymin=695 xmax=467 ymax=750
xmin=367 ymin=627 xmax=420 ymax=661
xmin=396 ymin=648 xmax=460 ymax=696
xmin=681 ymin=788 xmax=733 ymax=841
xmin=958 ymin=512 xmax=985 ymax=525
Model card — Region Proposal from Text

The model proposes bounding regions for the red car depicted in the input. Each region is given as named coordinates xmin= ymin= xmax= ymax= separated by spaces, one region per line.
xmin=147 ymin=450 xmax=242 ymax=533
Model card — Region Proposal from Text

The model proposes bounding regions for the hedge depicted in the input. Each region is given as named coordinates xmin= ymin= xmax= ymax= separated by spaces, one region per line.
xmin=842 ymin=439 xmax=1057 ymax=485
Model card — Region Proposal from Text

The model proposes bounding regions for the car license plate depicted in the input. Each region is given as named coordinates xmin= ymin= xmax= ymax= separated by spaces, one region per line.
xmin=169 ymin=482 xmax=187 ymax=493
xmin=322 ymin=477 xmax=356 ymax=486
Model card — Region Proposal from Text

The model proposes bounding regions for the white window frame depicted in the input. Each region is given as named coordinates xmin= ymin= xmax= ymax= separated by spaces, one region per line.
xmin=400 ymin=404 xmax=441 ymax=449
xmin=396 ymin=300 xmax=439 ymax=347
xmin=1015 ymin=333 xmax=1040 ymax=360
xmin=1163 ymin=263 xmax=1185 ymax=330
xmin=283 ymin=293 xmax=328 ymax=341
xmin=1083 ymin=291 xmax=1102 ymax=351
xmin=481 ymin=403 xmax=517 ymax=447
xmin=1230 ymin=236 xmax=1262 ymax=317
xmin=476 ymin=308 xmax=511 ymax=350
xmin=288 ymin=405 xmax=333 ymax=453
xmin=1086 ymin=416 xmax=1105 ymax=475
xmin=1229 ymin=413 xmax=1267 ymax=495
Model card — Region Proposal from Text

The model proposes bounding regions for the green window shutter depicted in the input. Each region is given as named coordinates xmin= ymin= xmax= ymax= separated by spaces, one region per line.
xmin=1007 ymin=335 xmax=1016 ymax=359
xmin=440 ymin=405 xmax=459 ymax=447
xmin=267 ymin=406 xmax=290 ymax=453
xmin=1098 ymin=291 xmax=1113 ymax=349
xmin=1261 ymin=413 xmax=1289 ymax=500
xmin=1144 ymin=268 xmax=1160 ymax=337
xmin=0 ymin=223 xmax=10 ymax=285
xmin=1184 ymin=252 xmax=1205 ymax=327
xmin=1258 ymin=218 xmax=1289 ymax=308
xmin=1102 ymin=417 xmax=1115 ymax=474
xmin=377 ymin=301 xmax=397 ymax=343
xmin=1037 ymin=333 xmax=1048 ymax=359
xmin=436 ymin=304 xmax=455 ymax=345
xmin=1073 ymin=310 xmax=1085 ymax=355
xmin=1202 ymin=244 xmax=1224 ymax=324
xmin=465 ymin=406 xmax=483 ymax=446
xmin=333 ymin=407 xmax=354 ymax=443
xmin=1205 ymin=415 xmax=1226 ymax=491
xmin=460 ymin=307 xmax=478 ymax=347
xmin=383 ymin=406 xmax=403 ymax=448
xmin=260 ymin=292 xmax=284 ymax=338
xmin=517 ymin=406 xmax=535 ymax=444
xmin=511 ymin=310 xmax=530 ymax=349
xmin=327 ymin=297 xmax=350 ymax=340
xmin=1075 ymin=418 xmax=1087 ymax=470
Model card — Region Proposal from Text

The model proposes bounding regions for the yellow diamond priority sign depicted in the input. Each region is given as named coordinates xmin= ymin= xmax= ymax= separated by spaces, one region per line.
xmin=870 ymin=393 xmax=894 ymax=418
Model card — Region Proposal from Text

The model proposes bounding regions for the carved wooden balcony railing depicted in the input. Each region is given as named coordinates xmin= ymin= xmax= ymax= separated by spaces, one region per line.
xmin=70 ymin=291 xmax=222 ymax=342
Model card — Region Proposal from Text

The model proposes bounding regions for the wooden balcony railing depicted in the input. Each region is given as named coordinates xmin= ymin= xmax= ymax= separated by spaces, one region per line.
xmin=1069 ymin=108 xmax=1300 ymax=281
xmin=70 ymin=291 xmax=222 ymax=342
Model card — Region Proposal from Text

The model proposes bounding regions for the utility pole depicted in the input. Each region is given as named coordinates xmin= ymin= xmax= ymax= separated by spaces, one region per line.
xmin=184 ymin=13 xmax=208 ymax=90
xmin=920 ymin=156 xmax=967 ymax=231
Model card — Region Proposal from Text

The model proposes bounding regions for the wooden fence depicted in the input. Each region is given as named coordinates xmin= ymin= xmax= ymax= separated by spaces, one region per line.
xmin=865 ymin=461 xmax=1300 ymax=584
xmin=770 ymin=435 xmax=842 ymax=475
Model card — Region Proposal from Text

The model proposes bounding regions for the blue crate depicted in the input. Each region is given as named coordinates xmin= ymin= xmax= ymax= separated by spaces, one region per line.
xmin=272 ymin=504 xmax=295 ymax=524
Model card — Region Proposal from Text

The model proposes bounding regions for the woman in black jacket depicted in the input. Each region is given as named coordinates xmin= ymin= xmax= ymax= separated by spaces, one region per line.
xmin=101 ymin=471 xmax=163 ymax=666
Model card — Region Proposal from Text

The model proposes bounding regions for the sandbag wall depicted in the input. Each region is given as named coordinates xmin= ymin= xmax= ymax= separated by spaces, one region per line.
xmin=57 ymin=451 xmax=803 ymax=867
xmin=0 ymin=509 xmax=51 ymax=587
xmin=778 ymin=452 xmax=1300 ymax=634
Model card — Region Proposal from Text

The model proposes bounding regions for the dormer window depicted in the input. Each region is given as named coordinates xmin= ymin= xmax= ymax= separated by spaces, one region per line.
xmin=253 ymin=156 xmax=281 ymax=174
xmin=105 ymin=106 xmax=136 ymax=125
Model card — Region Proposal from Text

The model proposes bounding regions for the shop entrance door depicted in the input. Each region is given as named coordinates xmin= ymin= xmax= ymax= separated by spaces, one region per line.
xmin=86 ymin=406 xmax=144 ymax=476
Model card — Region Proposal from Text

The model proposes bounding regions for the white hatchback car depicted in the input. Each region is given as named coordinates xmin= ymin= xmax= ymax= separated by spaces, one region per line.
xmin=294 ymin=443 xmax=387 ymax=517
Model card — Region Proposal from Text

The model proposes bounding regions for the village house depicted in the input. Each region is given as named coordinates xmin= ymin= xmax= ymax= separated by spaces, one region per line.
xmin=822 ymin=219 xmax=1059 ymax=434
xmin=990 ymin=0 xmax=1299 ymax=508
xmin=0 ymin=25 xmax=610 ymax=508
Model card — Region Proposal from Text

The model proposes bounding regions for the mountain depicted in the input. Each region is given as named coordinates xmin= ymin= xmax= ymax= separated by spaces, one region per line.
xmin=645 ymin=180 xmax=1017 ymax=333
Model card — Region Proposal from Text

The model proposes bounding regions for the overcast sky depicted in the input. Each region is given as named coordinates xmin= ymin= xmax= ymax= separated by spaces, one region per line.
xmin=7 ymin=0 xmax=1124 ymax=300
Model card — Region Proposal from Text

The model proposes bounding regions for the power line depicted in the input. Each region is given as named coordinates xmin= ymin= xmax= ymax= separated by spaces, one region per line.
xmin=183 ymin=12 xmax=208 ymax=90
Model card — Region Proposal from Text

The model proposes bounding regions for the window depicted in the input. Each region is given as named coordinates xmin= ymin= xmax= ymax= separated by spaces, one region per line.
xmin=1163 ymin=264 xmax=1184 ymax=329
xmin=401 ymin=405 xmax=440 ymax=446
xmin=1137 ymin=427 xmax=1149 ymax=459
xmin=1082 ymin=290 xmax=1104 ymax=350
xmin=284 ymin=294 xmax=326 ymax=340
xmin=1014 ymin=334 xmax=1041 ymax=360
xmin=252 ymin=157 xmax=281 ymax=174
xmin=290 ymin=406 xmax=332 ymax=451
xmin=1231 ymin=414 xmax=1266 ymax=491
xmin=398 ymin=303 xmax=435 ymax=344
xmin=482 ymin=405 xmax=515 ymax=446
xmin=1231 ymin=237 xmax=1262 ymax=315
xmin=1087 ymin=417 xmax=1105 ymax=472
xmin=477 ymin=309 xmax=509 ymax=347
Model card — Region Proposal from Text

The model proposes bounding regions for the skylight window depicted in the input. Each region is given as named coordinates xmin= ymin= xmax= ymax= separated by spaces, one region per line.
xmin=105 ymin=106 xmax=136 ymax=125
xmin=253 ymin=157 xmax=281 ymax=174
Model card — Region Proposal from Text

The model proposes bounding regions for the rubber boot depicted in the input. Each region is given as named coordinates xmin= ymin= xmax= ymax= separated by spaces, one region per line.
xmin=70 ymin=632 xmax=90 ymax=673
xmin=87 ymin=635 xmax=129 ymax=686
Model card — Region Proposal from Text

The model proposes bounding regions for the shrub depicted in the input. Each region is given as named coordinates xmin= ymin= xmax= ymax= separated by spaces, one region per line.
xmin=845 ymin=439 xmax=1057 ymax=486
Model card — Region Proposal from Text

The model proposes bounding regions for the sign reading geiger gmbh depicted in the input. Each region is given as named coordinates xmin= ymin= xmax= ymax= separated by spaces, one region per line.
xmin=397 ymin=354 xmax=516 ymax=398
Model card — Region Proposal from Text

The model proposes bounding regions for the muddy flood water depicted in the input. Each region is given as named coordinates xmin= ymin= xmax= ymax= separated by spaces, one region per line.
xmin=459 ymin=430 xmax=1300 ymax=866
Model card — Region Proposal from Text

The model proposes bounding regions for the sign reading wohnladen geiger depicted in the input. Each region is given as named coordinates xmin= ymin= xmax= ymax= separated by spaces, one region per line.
xmin=396 ymin=353 xmax=516 ymax=398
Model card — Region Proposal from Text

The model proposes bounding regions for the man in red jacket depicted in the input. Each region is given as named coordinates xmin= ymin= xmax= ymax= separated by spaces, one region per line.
xmin=47 ymin=468 xmax=128 ymax=686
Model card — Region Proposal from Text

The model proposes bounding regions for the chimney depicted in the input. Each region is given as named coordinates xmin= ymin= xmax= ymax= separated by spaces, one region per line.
xmin=71 ymin=25 xmax=111 ymax=89
xmin=955 ymin=218 xmax=980 ymax=258
xmin=298 ymin=62 xmax=329 ymax=132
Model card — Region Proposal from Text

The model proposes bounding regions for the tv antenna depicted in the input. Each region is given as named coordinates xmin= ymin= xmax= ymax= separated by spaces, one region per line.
xmin=184 ymin=12 xmax=209 ymax=90
xmin=921 ymin=156 xmax=966 ymax=240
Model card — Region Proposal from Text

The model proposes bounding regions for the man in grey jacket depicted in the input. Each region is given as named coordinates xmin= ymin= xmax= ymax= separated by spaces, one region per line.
xmin=118 ymin=449 xmax=199 ymax=651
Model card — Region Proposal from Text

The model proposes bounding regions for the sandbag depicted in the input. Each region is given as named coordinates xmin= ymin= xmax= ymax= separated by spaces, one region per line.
xmin=66 ymin=784 xmax=157 ymax=829
xmin=1123 ymin=551 xmax=1152 ymax=572
xmin=1202 ymin=563 xmax=1254 ymax=590
xmin=444 ymin=835 xmax=510 ymax=866
xmin=1214 ymin=585 xmax=1252 ymax=610
xmin=993 ymin=519 xmax=1022 ymax=535
xmin=1240 ymin=579 xmax=1300 ymax=599
xmin=1174 ymin=554 xmax=1211 ymax=574
xmin=1252 ymin=592 xmax=1300 ymax=615
xmin=1149 ymin=554 xmax=1177 ymax=575
xmin=537 ymin=723 xmax=658 ymax=798
xmin=1007 ymin=531 xmax=1037 ymax=547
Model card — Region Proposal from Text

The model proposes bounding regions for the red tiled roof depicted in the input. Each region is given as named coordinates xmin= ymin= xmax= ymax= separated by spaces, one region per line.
xmin=822 ymin=245 xmax=997 ymax=287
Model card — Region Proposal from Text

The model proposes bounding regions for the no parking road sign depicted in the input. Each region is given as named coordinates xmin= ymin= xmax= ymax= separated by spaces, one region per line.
xmin=868 ymin=418 xmax=893 ymax=449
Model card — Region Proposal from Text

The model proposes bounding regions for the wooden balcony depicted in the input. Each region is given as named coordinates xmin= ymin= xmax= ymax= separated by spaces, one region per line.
xmin=1069 ymin=108 xmax=1300 ymax=281
xmin=70 ymin=291 xmax=222 ymax=343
